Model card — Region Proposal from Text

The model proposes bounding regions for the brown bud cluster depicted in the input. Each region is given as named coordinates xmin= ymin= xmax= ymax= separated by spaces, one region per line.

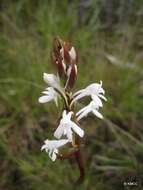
xmin=52 ymin=37 xmax=78 ymax=89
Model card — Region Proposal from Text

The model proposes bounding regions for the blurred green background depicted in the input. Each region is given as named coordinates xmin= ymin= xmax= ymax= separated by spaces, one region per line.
xmin=0 ymin=0 xmax=143 ymax=189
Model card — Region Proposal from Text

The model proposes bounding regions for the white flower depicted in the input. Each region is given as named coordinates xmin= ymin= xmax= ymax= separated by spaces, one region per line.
xmin=39 ymin=73 xmax=68 ymax=105
xmin=76 ymin=100 xmax=103 ymax=121
xmin=54 ymin=110 xmax=84 ymax=142
xmin=73 ymin=81 xmax=107 ymax=103
xmin=38 ymin=87 xmax=58 ymax=106
xmin=41 ymin=139 xmax=69 ymax=161
xmin=43 ymin=73 xmax=62 ymax=92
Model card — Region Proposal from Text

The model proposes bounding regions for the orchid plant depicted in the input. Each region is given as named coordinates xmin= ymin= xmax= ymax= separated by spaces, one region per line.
xmin=39 ymin=37 xmax=106 ymax=183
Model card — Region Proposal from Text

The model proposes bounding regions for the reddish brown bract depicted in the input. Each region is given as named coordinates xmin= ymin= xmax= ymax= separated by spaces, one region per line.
xmin=52 ymin=37 xmax=78 ymax=89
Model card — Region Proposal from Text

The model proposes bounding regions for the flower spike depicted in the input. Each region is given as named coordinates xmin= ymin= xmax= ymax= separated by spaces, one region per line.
xmin=39 ymin=37 xmax=107 ymax=183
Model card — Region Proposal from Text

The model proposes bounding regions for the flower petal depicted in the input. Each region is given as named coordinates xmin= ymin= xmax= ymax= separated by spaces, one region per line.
xmin=51 ymin=149 xmax=58 ymax=162
xmin=98 ymin=94 xmax=107 ymax=101
xmin=42 ymin=91 xmax=50 ymax=95
xmin=62 ymin=110 xmax=67 ymax=118
xmin=67 ymin=111 xmax=73 ymax=119
xmin=41 ymin=144 xmax=47 ymax=151
xmin=73 ymin=91 xmax=88 ymax=101
xmin=48 ymin=149 xmax=52 ymax=157
xmin=76 ymin=107 xmax=91 ymax=121
xmin=76 ymin=105 xmax=90 ymax=116
xmin=51 ymin=152 xmax=57 ymax=161
xmin=71 ymin=122 xmax=84 ymax=137
xmin=92 ymin=109 xmax=103 ymax=119
xmin=43 ymin=73 xmax=61 ymax=90
xmin=66 ymin=128 xmax=73 ymax=142
xmin=54 ymin=124 xmax=64 ymax=139
xmin=91 ymin=94 xmax=103 ymax=107
xmin=55 ymin=139 xmax=69 ymax=148
xmin=38 ymin=95 xmax=53 ymax=103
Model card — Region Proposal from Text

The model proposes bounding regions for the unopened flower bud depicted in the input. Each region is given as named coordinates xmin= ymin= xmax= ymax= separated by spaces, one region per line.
xmin=63 ymin=41 xmax=71 ymax=64
xmin=66 ymin=64 xmax=77 ymax=88
xmin=52 ymin=37 xmax=66 ymax=77
xmin=52 ymin=37 xmax=78 ymax=89
xmin=69 ymin=47 xmax=77 ymax=62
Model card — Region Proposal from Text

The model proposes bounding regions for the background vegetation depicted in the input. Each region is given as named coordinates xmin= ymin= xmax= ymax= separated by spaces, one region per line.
xmin=0 ymin=0 xmax=143 ymax=189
